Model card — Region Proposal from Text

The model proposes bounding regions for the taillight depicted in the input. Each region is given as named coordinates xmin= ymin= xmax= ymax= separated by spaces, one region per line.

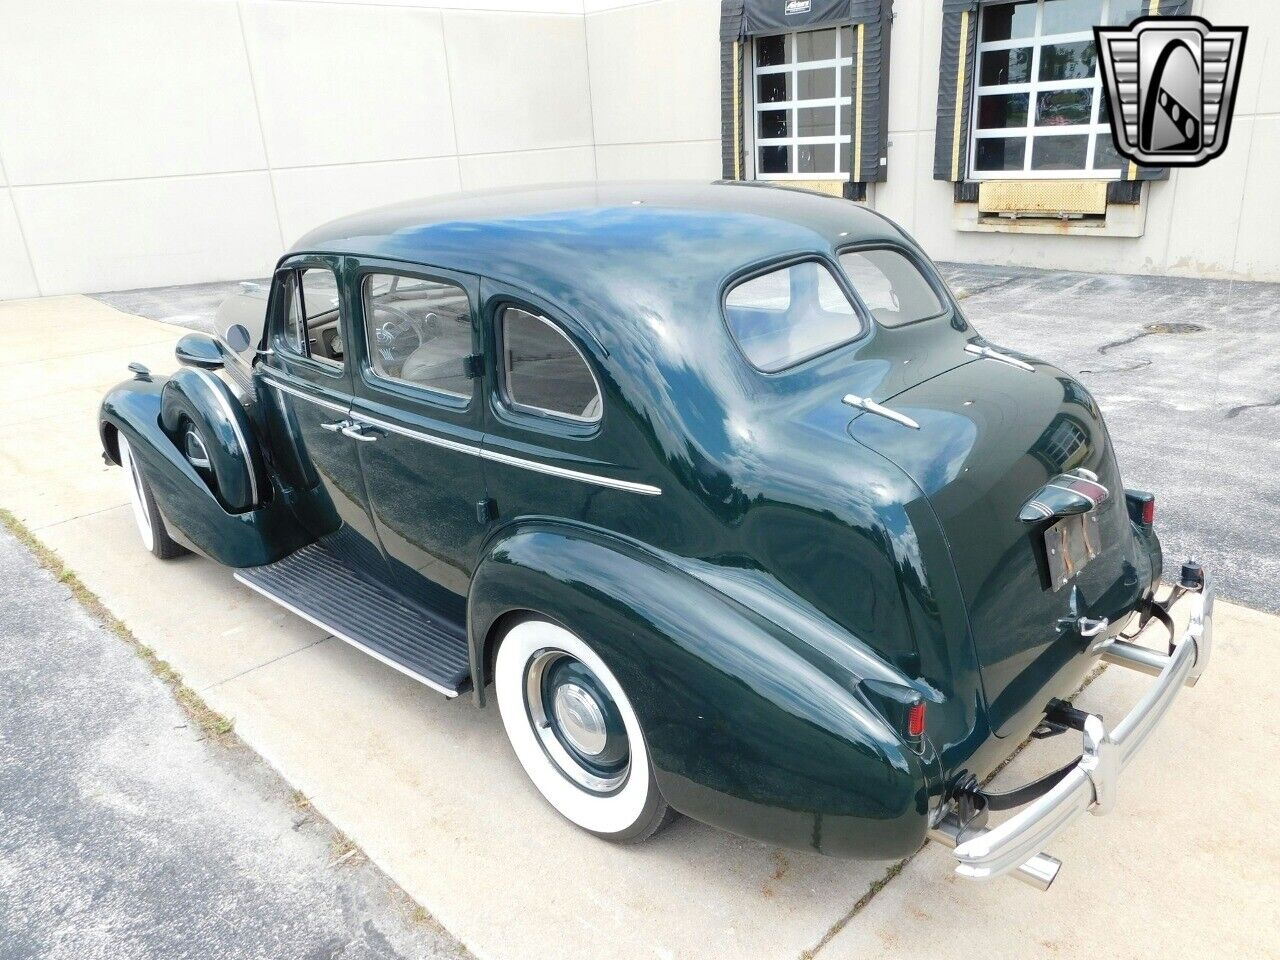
xmin=907 ymin=701 xmax=926 ymax=738
xmin=1125 ymin=489 xmax=1156 ymax=527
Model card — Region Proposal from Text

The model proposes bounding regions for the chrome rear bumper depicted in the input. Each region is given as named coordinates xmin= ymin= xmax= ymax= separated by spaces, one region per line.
xmin=930 ymin=569 xmax=1214 ymax=890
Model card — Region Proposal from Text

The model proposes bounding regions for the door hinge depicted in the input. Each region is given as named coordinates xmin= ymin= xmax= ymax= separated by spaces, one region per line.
xmin=475 ymin=498 xmax=498 ymax=524
xmin=463 ymin=354 xmax=484 ymax=378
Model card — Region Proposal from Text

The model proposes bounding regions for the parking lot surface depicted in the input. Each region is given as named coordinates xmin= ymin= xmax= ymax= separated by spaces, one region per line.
xmin=0 ymin=525 xmax=467 ymax=960
xmin=0 ymin=270 xmax=1273 ymax=959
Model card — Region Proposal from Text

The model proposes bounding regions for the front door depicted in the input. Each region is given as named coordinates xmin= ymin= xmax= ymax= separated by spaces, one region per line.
xmin=345 ymin=257 xmax=487 ymax=626
xmin=257 ymin=255 xmax=390 ymax=578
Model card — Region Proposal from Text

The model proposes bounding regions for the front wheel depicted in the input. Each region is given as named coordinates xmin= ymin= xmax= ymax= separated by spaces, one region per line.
xmin=118 ymin=434 xmax=187 ymax=560
xmin=495 ymin=618 xmax=675 ymax=843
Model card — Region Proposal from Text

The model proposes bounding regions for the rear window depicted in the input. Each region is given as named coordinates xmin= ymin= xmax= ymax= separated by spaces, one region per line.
xmin=837 ymin=249 xmax=945 ymax=328
xmin=724 ymin=260 xmax=864 ymax=372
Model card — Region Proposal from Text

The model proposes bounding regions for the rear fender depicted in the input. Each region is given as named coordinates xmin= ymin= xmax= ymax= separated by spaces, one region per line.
xmin=100 ymin=375 xmax=307 ymax=567
xmin=468 ymin=520 xmax=930 ymax=858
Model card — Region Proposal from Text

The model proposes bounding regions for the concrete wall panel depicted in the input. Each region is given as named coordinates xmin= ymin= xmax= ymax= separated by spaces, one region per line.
xmin=0 ymin=0 xmax=264 ymax=185
xmin=15 ymin=174 xmax=281 ymax=296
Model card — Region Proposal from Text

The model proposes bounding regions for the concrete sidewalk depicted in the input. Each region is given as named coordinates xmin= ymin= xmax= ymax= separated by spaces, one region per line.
xmin=2 ymin=292 xmax=1277 ymax=959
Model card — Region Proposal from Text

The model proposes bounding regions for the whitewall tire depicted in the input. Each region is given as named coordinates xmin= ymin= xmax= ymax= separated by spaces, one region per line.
xmin=495 ymin=618 xmax=674 ymax=843
xmin=118 ymin=434 xmax=187 ymax=560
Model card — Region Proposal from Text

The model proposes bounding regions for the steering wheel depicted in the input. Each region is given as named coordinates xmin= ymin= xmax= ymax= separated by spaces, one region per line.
xmin=372 ymin=303 xmax=438 ymax=361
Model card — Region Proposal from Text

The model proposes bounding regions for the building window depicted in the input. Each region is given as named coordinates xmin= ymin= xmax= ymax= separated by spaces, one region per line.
xmin=751 ymin=26 xmax=855 ymax=180
xmin=970 ymin=0 xmax=1141 ymax=180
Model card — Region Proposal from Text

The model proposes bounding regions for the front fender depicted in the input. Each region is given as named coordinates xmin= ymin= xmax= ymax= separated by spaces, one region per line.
xmin=100 ymin=375 xmax=307 ymax=567
xmin=468 ymin=521 xmax=930 ymax=859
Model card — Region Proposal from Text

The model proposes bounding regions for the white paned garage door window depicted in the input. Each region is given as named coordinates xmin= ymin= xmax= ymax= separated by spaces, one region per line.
xmin=969 ymin=0 xmax=1144 ymax=179
xmin=751 ymin=26 xmax=855 ymax=180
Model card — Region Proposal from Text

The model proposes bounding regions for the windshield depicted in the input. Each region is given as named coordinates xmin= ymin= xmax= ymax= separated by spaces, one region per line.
xmin=724 ymin=260 xmax=864 ymax=372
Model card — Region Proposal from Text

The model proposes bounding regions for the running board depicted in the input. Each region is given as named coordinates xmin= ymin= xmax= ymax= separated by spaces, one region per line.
xmin=234 ymin=542 xmax=470 ymax=697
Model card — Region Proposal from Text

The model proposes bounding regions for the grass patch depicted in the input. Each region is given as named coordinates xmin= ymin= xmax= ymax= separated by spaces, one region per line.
xmin=0 ymin=506 xmax=235 ymax=742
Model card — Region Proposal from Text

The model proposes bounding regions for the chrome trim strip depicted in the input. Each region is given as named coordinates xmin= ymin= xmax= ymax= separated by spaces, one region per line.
xmin=262 ymin=373 xmax=661 ymax=496
xmin=930 ymin=569 xmax=1213 ymax=886
xmin=194 ymin=369 xmax=259 ymax=507
xmin=351 ymin=411 xmax=663 ymax=497
xmin=1043 ymin=481 xmax=1099 ymax=508
xmin=233 ymin=571 xmax=460 ymax=698
xmin=964 ymin=343 xmax=1036 ymax=372
xmin=842 ymin=393 xmax=921 ymax=430
xmin=261 ymin=375 xmax=349 ymax=415
xmin=477 ymin=445 xmax=662 ymax=496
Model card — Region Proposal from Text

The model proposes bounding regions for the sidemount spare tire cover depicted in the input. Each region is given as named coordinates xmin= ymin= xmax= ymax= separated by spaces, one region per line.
xmin=160 ymin=366 xmax=265 ymax=514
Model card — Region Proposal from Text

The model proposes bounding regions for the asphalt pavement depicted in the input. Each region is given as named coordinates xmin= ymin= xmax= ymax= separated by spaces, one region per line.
xmin=0 ymin=526 xmax=468 ymax=960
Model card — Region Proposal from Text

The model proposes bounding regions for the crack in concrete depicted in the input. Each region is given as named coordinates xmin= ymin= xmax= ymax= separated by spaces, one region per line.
xmin=1078 ymin=358 xmax=1152 ymax=374
xmin=1097 ymin=329 xmax=1157 ymax=355
xmin=1225 ymin=397 xmax=1280 ymax=420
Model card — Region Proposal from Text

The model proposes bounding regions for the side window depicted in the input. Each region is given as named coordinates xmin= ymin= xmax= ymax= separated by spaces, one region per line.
xmin=837 ymin=249 xmax=945 ymax=328
xmin=499 ymin=307 xmax=601 ymax=423
xmin=282 ymin=272 xmax=306 ymax=354
xmin=278 ymin=265 xmax=344 ymax=368
xmin=724 ymin=259 xmax=863 ymax=372
xmin=364 ymin=273 xmax=474 ymax=398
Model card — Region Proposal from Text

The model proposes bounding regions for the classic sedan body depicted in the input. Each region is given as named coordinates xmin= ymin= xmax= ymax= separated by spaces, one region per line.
xmin=99 ymin=182 xmax=1212 ymax=887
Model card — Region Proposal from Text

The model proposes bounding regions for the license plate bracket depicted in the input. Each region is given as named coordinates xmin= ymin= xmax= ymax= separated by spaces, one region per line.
xmin=1045 ymin=511 xmax=1101 ymax=590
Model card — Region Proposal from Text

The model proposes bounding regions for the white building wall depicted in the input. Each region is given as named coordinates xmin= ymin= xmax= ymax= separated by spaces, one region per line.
xmin=0 ymin=0 xmax=597 ymax=298
xmin=0 ymin=0 xmax=1274 ymax=299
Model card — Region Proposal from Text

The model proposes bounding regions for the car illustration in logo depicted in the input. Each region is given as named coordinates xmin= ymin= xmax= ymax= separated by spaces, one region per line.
xmin=1095 ymin=15 xmax=1247 ymax=167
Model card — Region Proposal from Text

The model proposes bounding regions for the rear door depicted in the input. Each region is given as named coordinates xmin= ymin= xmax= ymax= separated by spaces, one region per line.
xmin=257 ymin=256 xmax=391 ymax=578
xmin=345 ymin=258 xmax=486 ymax=626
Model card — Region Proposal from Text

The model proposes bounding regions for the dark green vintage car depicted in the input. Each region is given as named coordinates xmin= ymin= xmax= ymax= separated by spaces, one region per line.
xmin=99 ymin=182 xmax=1212 ymax=889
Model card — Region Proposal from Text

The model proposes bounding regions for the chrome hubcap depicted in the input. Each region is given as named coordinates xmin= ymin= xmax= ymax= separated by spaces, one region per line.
xmin=552 ymin=683 xmax=609 ymax=757
xmin=525 ymin=649 xmax=630 ymax=793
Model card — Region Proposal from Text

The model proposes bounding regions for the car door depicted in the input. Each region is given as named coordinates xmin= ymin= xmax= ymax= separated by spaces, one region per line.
xmin=257 ymin=255 xmax=391 ymax=578
xmin=345 ymin=257 xmax=486 ymax=626
xmin=478 ymin=279 xmax=661 ymax=534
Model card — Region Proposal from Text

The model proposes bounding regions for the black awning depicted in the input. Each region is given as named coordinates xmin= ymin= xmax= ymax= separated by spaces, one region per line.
xmin=727 ymin=0 xmax=882 ymax=37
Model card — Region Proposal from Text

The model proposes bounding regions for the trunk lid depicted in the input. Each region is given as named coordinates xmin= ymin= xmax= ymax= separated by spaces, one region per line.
xmin=848 ymin=354 xmax=1145 ymax=736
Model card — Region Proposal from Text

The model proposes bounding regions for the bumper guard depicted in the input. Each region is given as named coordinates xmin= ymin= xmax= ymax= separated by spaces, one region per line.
xmin=929 ymin=568 xmax=1214 ymax=890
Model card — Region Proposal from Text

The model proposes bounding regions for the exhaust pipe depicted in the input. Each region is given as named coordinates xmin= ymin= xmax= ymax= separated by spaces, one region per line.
xmin=929 ymin=811 xmax=1063 ymax=891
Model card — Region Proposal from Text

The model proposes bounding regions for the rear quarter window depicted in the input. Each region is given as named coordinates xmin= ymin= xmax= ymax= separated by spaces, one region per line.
xmin=724 ymin=260 xmax=864 ymax=373
xmin=837 ymin=248 xmax=946 ymax=328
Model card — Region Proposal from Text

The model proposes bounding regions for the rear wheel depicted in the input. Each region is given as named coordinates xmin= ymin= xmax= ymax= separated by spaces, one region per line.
xmin=495 ymin=618 xmax=675 ymax=843
xmin=118 ymin=434 xmax=187 ymax=560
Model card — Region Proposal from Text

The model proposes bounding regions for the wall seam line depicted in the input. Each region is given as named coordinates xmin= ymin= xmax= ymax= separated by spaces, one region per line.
xmin=235 ymin=1 xmax=286 ymax=252
xmin=438 ymin=11 xmax=468 ymax=189
xmin=581 ymin=7 xmax=600 ymax=179
xmin=0 ymin=144 xmax=43 ymax=297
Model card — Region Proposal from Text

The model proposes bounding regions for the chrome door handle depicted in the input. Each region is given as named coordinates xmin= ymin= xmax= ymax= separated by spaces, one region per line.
xmin=340 ymin=422 xmax=379 ymax=442
xmin=320 ymin=419 xmax=350 ymax=432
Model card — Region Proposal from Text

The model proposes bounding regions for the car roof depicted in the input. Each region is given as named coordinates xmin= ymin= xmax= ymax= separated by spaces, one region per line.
xmin=289 ymin=181 xmax=908 ymax=307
